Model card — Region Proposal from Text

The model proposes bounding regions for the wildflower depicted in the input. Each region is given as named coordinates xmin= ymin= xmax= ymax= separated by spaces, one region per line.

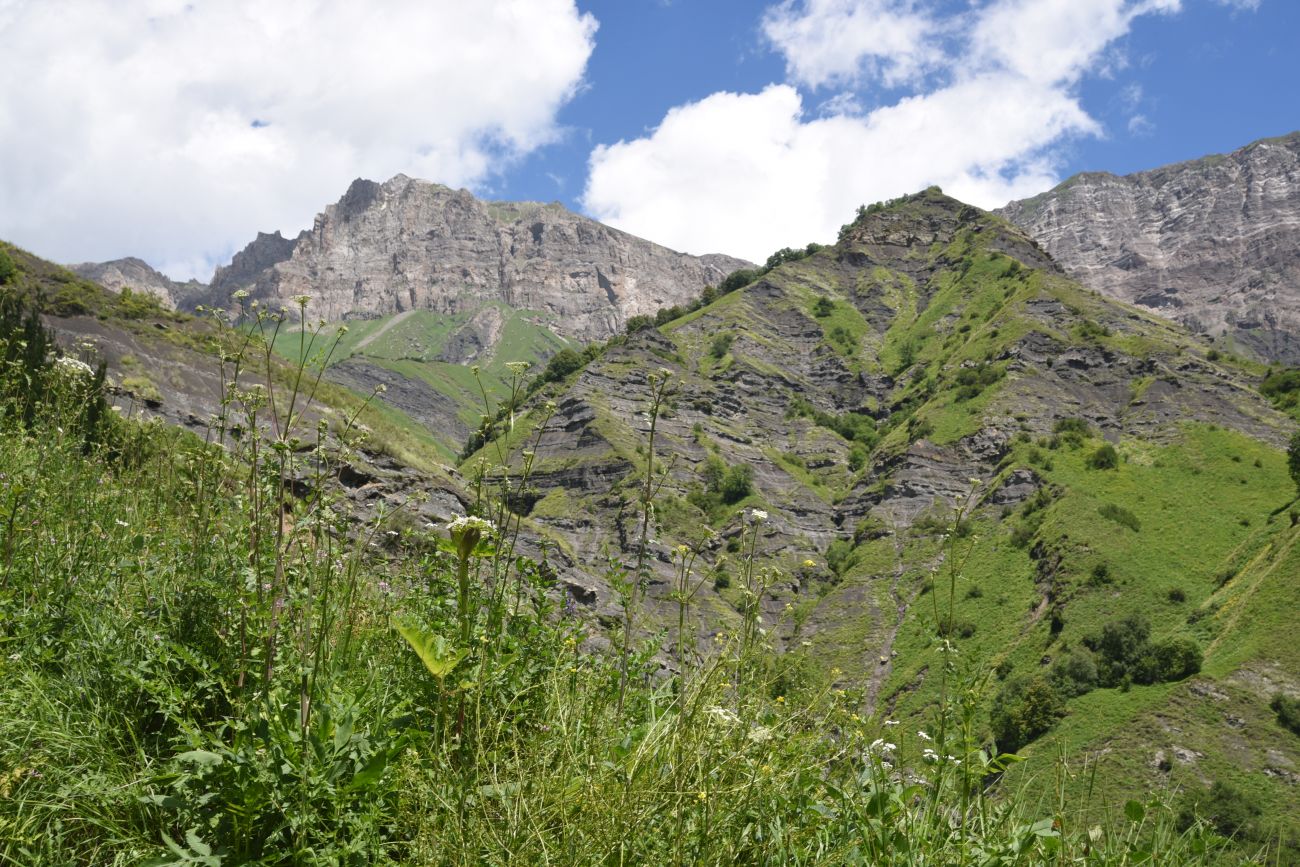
xmin=775 ymin=695 xmax=785 ymax=704
xmin=505 ymin=361 xmax=531 ymax=375
xmin=375 ymin=384 xmax=388 ymax=394
xmin=969 ymin=477 xmax=982 ymax=486
xmin=232 ymin=289 xmax=250 ymax=300
xmin=706 ymin=706 xmax=740 ymax=726
xmin=883 ymin=719 xmax=900 ymax=727
xmin=115 ymin=519 xmax=129 ymax=528
xmin=917 ymin=730 xmax=932 ymax=742
xmin=377 ymin=581 xmax=391 ymax=594
xmin=696 ymin=790 xmax=707 ymax=802
xmin=55 ymin=356 xmax=93 ymax=377
xmin=922 ymin=748 xmax=939 ymax=763
xmin=869 ymin=739 xmax=896 ymax=754
xmin=802 ymin=559 xmax=817 ymax=568
xmin=293 ymin=294 xmax=312 ymax=306
xmin=748 ymin=726 xmax=773 ymax=744
xmin=749 ymin=508 xmax=768 ymax=523
xmin=447 ymin=515 xmax=495 ymax=560
xmin=761 ymin=764 xmax=772 ymax=774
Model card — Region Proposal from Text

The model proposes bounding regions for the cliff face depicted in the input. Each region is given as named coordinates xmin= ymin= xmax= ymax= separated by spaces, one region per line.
xmin=207 ymin=175 xmax=750 ymax=342
xmin=69 ymin=257 xmax=206 ymax=310
xmin=999 ymin=132 xmax=1300 ymax=363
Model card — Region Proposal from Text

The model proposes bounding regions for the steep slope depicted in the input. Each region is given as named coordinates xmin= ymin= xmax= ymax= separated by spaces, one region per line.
xmin=69 ymin=256 xmax=207 ymax=310
xmin=204 ymin=175 xmax=750 ymax=343
xmin=999 ymin=132 xmax=1300 ymax=363
xmin=470 ymin=189 xmax=1299 ymax=845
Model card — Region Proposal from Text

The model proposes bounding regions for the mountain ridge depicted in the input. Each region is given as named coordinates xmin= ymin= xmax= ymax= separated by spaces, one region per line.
xmin=999 ymin=130 xmax=1300 ymax=364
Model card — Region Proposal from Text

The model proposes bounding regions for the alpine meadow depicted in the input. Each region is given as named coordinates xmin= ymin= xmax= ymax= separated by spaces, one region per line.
xmin=2 ymin=2 xmax=1300 ymax=865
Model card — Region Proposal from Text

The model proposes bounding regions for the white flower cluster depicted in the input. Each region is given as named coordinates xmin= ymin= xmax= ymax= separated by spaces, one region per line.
xmin=54 ymin=356 xmax=93 ymax=378
xmin=446 ymin=515 xmax=496 ymax=536
xmin=747 ymin=725 xmax=773 ymax=744
xmin=705 ymin=706 xmax=739 ymax=726
xmin=921 ymin=747 xmax=961 ymax=765
xmin=748 ymin=509 xmax=768 ymax=523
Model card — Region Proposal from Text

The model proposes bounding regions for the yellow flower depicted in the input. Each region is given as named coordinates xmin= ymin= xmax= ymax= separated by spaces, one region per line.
xmin=802 ymin=559 xmax=817 ymax=568
xmin=775 ymin=695 xmax=785 ymax=704
xmin=696 ymin=790 xmax=707 ymax=802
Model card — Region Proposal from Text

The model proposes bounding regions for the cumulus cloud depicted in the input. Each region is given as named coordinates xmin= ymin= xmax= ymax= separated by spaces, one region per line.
xmin=0 ymin=1 xmax=597 ymax=279
xmin=762 ymin=0 xmax=942 ymax=89
xmin=585 ymin=0 xmax=1185 ymax=261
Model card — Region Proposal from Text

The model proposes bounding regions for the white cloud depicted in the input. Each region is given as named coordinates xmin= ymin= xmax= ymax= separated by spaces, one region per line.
xmin=584 ymin=0 xmax=1186 ymax=261
xmin=0 ymin=1 xmax=597 ymax=279
xmin=762 ymin=0 xmax=942 ymax=89
xmin=1128 ymin=114 xmax=1155 ymax=136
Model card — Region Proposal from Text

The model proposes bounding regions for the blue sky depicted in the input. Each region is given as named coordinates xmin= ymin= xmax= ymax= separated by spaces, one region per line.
xmin=0 ymin=0 xmax=1295 ymax=278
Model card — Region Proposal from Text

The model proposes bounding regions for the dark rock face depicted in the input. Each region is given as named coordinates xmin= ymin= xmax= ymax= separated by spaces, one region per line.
xmin=999 ymin=132 xmax=1300 ymax=363
xmin=69 ymin=257 xmax=207 ymax=310
xmin=204 ymin=175 xmax=750 ymax=342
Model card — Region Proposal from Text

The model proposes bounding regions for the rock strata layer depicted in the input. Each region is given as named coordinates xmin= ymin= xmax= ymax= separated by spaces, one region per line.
xmin=206 ymin=175 xmax=750 ymax=342
xmin=999 ymin=132 xmax=1300 ymax=363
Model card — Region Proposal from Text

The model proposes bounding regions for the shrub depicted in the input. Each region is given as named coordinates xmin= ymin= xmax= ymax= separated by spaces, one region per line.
xmin=1167 ymin=587 xmax=1186 ymax=603
xmin=1051 ymin=417 xmax=1091 ymax=449
xmin=1270 ymin=693 xmax=1300 ymax=736
xmin=1050 ymin=648 xmax=1098 ymax=697
xmin=825 ymin=538 xmax=856 ymax=576
xmin=1098 ymin=503 xmax=1141 ymax=532
xmin=813 ymin=296 xmax=835 ymax=317
xmin=718 ymin=464 xmax=753 ymax=504
xmin=1289 ymin=432 xmax=1300 ymax=496
xmin=990 ymin=675 xmax=1066 ymax=753
xmin=1148 ymin=636 xmax=1202 ymax=682
xmin=1177 ymin=781 xmax=1261 ymax=839
xmin=709 ymin=333 xmax=734 ymax=359
xmin=1087 ymin=443 xmax=1119 ymax=470
xmin=625 ymin=314 xmax=654 ymax=334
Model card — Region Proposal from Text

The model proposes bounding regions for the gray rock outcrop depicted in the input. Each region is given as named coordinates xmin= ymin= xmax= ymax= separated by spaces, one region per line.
xmin=999 ymin=131 xmax=1300 ymax=363
xmin=69 ymin=257 xmax=207 ymax=310
xmin=206 ymin=175 xmax=750 ymax=342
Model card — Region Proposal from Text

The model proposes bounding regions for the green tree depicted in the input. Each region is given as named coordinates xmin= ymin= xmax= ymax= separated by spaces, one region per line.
xmin=718 ymin=464 xmax=753 ymax=504
xmin=990 ymin=675 xmax=1066 ymax=752
xmin=0 ymin=248 xmax=15 ymax=285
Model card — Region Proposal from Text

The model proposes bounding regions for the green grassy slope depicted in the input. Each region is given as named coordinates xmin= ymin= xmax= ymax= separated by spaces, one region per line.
xmin=266 ymin=303 xmax=570 ymax=452
xmin=469 ymin=189 xmax=1300 ymax=855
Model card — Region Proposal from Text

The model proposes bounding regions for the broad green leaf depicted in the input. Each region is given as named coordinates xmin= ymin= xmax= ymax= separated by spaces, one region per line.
xmin=393 ymin=619 xmax=468 ymax=681
xmin=1125 ymin=799 xmax=1146 ymax=823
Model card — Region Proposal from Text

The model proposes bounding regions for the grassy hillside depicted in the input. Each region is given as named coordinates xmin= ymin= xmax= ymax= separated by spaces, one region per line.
xmin=264 ymin=303 xmax=570 ymax=456
xmin=465 ymin=189 xmax=1300 ymax=857
xmin=1 ymin=243 xmax=1247 ymax=864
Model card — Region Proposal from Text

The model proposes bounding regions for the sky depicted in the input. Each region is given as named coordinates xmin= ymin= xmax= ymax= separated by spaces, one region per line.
xmin=0 ymin=0 xmax=1295 ymax=281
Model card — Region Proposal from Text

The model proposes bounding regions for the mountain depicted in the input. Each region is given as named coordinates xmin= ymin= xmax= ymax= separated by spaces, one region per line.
xmin=470 ymin=188 xmax=1299 ymax=838
xmin=205 ymin=175 xmax=749 ymax=343
xmin=999 ymin=132 xmax=1300 ymax=364
xmin=69 ymin=256 xmax=207 ymax=310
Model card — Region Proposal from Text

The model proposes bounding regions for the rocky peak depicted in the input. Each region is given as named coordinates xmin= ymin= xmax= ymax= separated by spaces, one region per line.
xmin=69 ymin=256 xmax=206 ymax=310
xmin=999 ymin=131 xmax=1300 ymax=363
xmin=205 ymin=175 xmax=750 ymax=341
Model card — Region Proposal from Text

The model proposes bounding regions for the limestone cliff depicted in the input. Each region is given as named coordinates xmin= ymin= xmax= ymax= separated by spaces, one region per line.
xmin=69 ymin=257 xmax=206 ymax=310
xmin=999 ymin=132 xmax=1300 ymax=363
xmin=207 ymin=175 xmax=750 ymax=342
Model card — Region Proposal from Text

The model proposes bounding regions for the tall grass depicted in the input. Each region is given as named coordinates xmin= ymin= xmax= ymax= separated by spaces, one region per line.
xmin=0 ymin=291 xmax=1253 ymax=864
